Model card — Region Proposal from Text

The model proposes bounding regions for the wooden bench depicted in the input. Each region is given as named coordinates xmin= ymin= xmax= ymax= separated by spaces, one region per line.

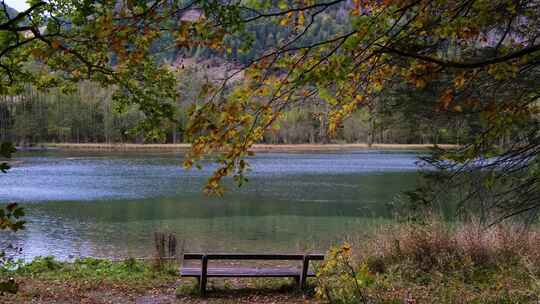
xmin=180 ymin=253 xmax=325 ymax=295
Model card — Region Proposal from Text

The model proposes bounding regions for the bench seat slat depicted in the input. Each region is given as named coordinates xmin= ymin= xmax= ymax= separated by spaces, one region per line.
xmin=181 ymin=267 xmax=315 ymax=278
xmin=183 ymin=253 xmax=324 ymax=260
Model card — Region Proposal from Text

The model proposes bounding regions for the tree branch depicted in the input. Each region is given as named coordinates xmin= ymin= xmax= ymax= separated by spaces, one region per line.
xmin=378 ymin=43 xmax=540 ymax=68
xmin=0 ymin=1 xmax=46 ymax=30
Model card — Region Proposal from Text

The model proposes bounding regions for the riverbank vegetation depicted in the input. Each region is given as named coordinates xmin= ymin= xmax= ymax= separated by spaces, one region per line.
xmin=1 ymin=219 xmax=539 ymax=303
xmin=317 ymin=218 xmax=540 ymax=303
xmin=0 ymin=257 xmax=178 ymax=303
xmin=1 ymin=256 xmax=310 ymax=303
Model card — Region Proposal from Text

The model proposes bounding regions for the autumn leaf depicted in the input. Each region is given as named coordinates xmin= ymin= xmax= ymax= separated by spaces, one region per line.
xmin=454 ymin=73 xmax=466 ymax=89
xmin=51 ymin=40 xmax=62 ymax=49
xmin=439 ymin=89 xmax=454 ymax=110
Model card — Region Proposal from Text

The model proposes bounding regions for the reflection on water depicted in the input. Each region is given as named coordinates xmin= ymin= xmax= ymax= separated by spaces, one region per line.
xmin=0 ymin=150 xmax=420 ymax=260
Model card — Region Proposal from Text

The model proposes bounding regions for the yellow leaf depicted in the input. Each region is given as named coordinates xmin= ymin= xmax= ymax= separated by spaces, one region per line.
xmin=453 ymin=73 xmax=466 ymax=89
xmin=341 ymin=242 xmax=352 ymax=255
xmin=415 ymin=78 xmax=426 ymax=89
xmin=298 ymin=12 xmax=305 ymax=26
xmin=183 ymin=159 xmax=193 ymax=169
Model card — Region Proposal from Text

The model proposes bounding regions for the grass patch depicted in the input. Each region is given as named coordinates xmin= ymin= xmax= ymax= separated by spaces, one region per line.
xmin=10 ymin=256 xmax=177 ymax=287
xmin=1 ymin=257 xmax=179 ymax=303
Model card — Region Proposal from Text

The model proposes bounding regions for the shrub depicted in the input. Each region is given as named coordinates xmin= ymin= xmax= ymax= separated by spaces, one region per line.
xmin=22 ymin=256 xmax=64 ymax=273
xmin=316 ymin=243 xmax=376 ymax=303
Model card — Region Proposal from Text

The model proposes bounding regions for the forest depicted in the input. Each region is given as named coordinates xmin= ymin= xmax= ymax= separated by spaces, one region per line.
xmin=0 ymin=78 xmax=470 ymax=145
xmin=0 ymin=4 xmax=471 ymax=146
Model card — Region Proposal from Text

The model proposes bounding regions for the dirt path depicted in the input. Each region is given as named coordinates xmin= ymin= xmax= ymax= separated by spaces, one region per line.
xmin=2 ymin=278 xmax=318 ymax=304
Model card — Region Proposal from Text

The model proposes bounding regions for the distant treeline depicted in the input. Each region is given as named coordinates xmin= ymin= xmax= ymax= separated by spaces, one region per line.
xmin=0 ymin=78 xmax=468 ymax=146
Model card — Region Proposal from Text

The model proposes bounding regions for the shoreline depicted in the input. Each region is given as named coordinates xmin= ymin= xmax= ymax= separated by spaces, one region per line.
xmin=39 ymin=143 xmax=457 ymax=152
xmin=4 ymin=220 xmax=539 ymax=304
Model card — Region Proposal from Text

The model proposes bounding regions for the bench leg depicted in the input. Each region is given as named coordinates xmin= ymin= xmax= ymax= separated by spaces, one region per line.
xmin=199 ymin=255 xmax=208 ymax=296
xmin=199 ymin=276 xmax=207 ymax=296
xmin=299 ymin=255 xmax=309 ymax=290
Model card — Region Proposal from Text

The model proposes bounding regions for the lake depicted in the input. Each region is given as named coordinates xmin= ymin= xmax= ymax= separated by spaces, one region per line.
xmin=0 ymin=150 xmax=420 ymax=260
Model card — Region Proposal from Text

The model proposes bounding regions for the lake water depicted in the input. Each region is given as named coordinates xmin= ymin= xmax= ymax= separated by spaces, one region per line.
xmin=0 ymin=150 xmax=420 ymax=260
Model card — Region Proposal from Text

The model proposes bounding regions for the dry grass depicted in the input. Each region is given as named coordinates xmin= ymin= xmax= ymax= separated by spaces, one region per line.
xmin=327 ymin=219 xmax=540 ymax=303
xmin=360 ymin=219 xmax=540 ymax=272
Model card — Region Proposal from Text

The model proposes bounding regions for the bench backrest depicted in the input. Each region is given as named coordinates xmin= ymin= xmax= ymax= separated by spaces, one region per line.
xmin=183 ymin=253 xmax=325 ymax=261
xmin=182 ymin=253 xmax=325 ymax=295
